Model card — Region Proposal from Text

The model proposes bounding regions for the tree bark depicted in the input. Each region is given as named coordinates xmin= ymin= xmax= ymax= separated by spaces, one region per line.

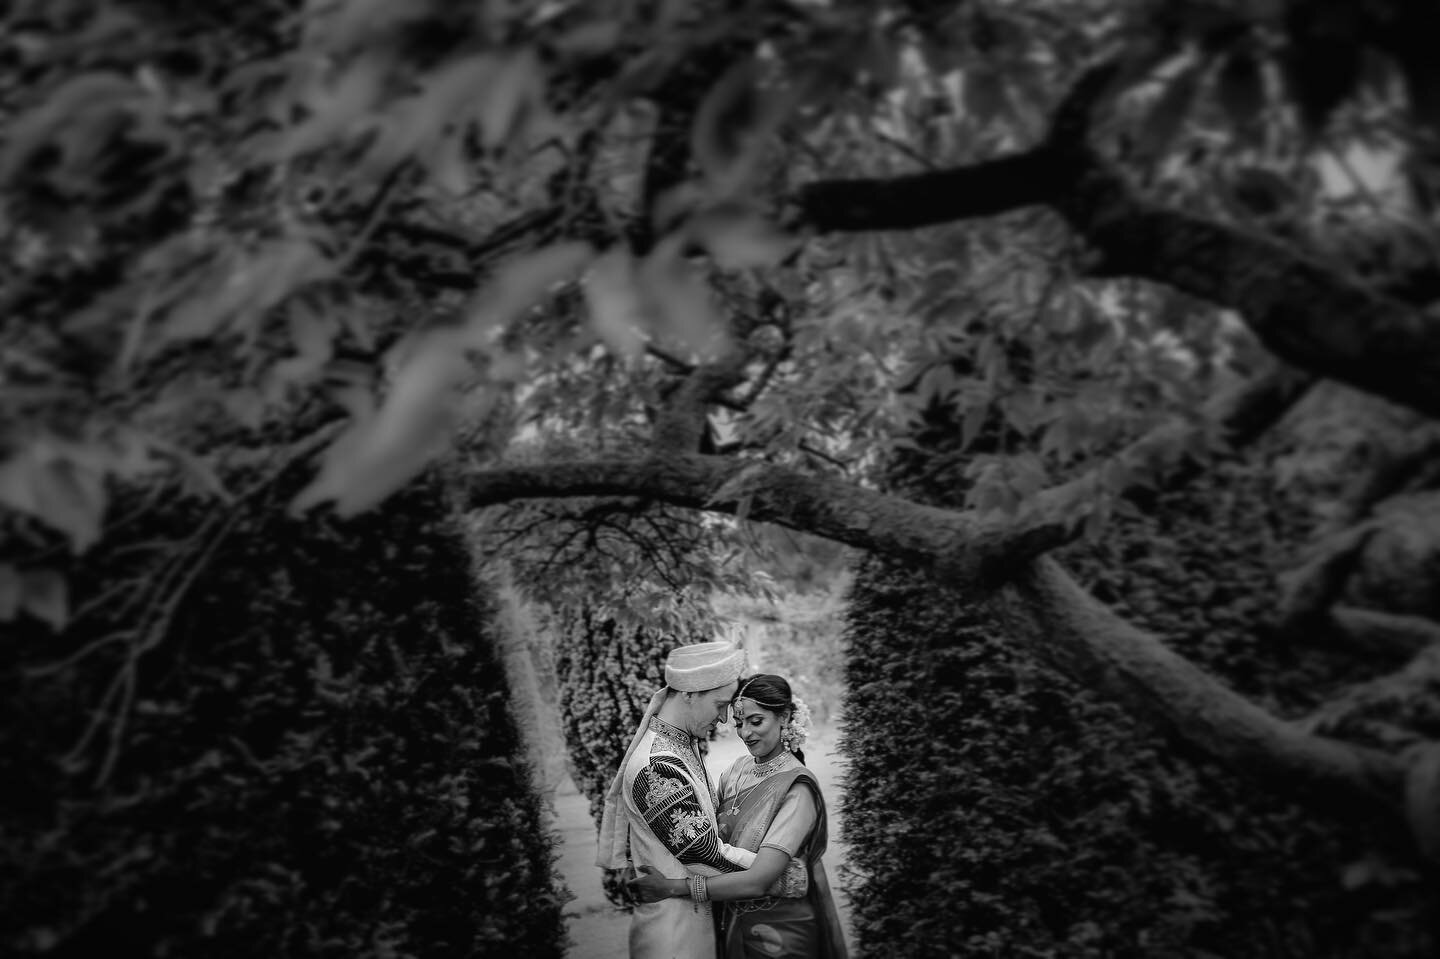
xmin=791 ymin=146 xmax=1440 ymax=421
xmin=997 ymin=557 xmax=1408 ymax=821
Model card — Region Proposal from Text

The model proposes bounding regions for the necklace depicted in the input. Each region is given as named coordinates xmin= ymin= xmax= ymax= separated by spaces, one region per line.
xmin=751 ymin=751 xmax=793 ymax=778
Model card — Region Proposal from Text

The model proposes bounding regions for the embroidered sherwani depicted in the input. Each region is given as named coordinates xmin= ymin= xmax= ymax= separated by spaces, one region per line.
xmin=621 ymin=717 xmax=756 ymax=958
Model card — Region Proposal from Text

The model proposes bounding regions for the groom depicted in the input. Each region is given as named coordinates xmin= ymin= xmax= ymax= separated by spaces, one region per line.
xmin=597 ymin=641 xmax=753 ymax=958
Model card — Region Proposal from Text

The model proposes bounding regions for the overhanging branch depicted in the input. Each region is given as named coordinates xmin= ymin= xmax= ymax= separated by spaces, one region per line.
xmin=997 ymin=557 xmax=1408 ymax=822
xmin=461 ymin=450 xmax=1421 ymax=840
xmin=462 ymin=453 xmax=1070 ymax=586
xmin=789 ymin=65 xmax=1440 ymax=420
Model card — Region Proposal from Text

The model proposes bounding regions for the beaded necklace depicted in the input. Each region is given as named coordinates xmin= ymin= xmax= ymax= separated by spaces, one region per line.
xmin=750 ymin=750 xmax=795 ymax=779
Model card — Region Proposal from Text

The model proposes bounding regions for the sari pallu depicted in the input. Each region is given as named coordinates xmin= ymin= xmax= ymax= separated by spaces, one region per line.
xmin=715 ymin=763 xmax=848 ymax=959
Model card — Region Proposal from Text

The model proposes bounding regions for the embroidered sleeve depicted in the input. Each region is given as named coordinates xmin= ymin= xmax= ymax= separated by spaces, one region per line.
xmin=758 ymin=782 xmax=817 ymax=857
xmin=766 ymin=857 xmax=810 ymax=899
xmin=632 ymin=757 xmax=754 ymax=871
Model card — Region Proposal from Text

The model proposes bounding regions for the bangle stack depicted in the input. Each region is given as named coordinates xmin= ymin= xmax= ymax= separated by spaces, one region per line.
xmin=688 ymin=874 xmax=709 ymax=912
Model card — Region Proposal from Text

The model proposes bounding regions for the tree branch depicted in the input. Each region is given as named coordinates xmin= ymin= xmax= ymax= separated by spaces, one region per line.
xmin=458 ymin=451 xmax=1423 ymax=840
xmin=652 ymin=353 xmax=749 ymax=451
xmin=989 ymin=363 xmax=1315 ymax=562
xmin=789 ymin=64 xmax=1440 ymax=420
xmin=792 ymin=147 xmax=1064 ymax=234
xmin=460 ymin=452 xmax=1070 ymax=587
xmin=997 ymin=557 xmax=1408 ymax=823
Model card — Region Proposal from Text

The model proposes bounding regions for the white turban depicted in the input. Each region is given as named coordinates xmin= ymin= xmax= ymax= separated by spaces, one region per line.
xmin=595 ymin=641 xmax=746 ymax=868
xmin=663 ymin=640 xmax=747 ymax=691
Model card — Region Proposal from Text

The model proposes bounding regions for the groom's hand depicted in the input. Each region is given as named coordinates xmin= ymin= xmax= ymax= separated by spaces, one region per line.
xmin=626 ymin=864 xmax=670 ymax=903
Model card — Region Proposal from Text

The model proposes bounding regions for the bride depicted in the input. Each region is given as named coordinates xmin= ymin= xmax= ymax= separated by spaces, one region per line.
xmin=631 ymin=674 xmax=848 ymax=958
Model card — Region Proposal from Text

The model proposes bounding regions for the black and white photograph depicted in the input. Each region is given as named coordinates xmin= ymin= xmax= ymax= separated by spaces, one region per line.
xmin=2 ymin=1 xmax=1438 ymax=956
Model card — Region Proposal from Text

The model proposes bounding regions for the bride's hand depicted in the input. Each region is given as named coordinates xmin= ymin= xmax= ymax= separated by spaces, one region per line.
xmin=626 ymin=865 xmax=674 ymax=903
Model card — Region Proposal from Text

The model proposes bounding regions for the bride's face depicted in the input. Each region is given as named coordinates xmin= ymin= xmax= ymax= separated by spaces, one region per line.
xmin=732 ymin=699 xmax=785 ymax=760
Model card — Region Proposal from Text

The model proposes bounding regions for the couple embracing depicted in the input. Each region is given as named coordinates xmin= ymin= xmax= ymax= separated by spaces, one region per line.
xmin=597 ymin=641 xmax=848 ymax=959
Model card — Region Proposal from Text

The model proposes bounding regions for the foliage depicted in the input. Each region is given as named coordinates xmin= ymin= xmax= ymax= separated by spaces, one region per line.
xmin=714 ymin=583 xmax=850 ymax=727
xmin=2 ymin=0 xmax=1437 ymax=613
xmin=6 ymin=0 xmax=1440 ymax=952
xmin=840 ymin=433 xmax=1433 ymax=958
xmin=0 ymin=474 xmax=565 ymax=958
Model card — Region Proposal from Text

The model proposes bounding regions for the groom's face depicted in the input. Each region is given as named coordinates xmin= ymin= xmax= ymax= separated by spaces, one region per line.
xmin=685 ymin=680 xmax=739 ymax=738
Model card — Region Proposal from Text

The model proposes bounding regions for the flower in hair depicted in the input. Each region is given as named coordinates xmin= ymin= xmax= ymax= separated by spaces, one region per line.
xmin=786 ymin=696 xmax=813 ymax=751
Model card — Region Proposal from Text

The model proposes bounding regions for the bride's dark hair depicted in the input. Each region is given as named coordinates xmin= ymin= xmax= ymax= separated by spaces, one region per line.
xmin=734 ymin=673 xmax=805 ymax=765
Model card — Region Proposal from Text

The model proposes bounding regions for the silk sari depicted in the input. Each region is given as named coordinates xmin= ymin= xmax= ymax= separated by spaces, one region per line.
xmin=715 ymin=754 xmax=848 ymax=958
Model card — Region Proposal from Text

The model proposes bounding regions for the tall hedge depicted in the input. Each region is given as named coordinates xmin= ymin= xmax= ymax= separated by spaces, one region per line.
xmin=840 ymin=446 xmax=1432 ymax=957
xmin=1 ymin=474 xmax=565 ymax=958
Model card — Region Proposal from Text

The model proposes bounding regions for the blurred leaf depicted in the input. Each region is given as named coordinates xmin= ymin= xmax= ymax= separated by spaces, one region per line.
xmin=19 ymin=567 xmax=68 ymax=631
xmin=582 ymin=248 xmax=647 ymax=359
xmin=164 ymin=239 xmax=335 ymax=342
xmin=1137 ymin=62 xmax=1202 ymax=160
xmin=689 ymin=59 xmax=799 ymax=198
xmin=276 ymin=57 xmax=385 ymax=159
xmin=637 ymin=237 xmax=726 ymax=358
xmin=478 ymin=50 xmax=545 ymax=148
xmin=291 ymin=333 xmax=469 ymax=516
xmin=688 ymin=204 xmax=798 ymax=269
xmin=0 ymin=71 xmax=143 ymax=184
xmin=691 ymin=60 xmax=762 ymax=186
xmin=466 ymin=242 xmax=593 ymax=334
xmin=0 ymin=446 xmax=106 ymax=552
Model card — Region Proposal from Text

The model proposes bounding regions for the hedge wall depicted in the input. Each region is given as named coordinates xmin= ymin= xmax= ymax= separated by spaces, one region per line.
xmin=1 ymin=474 xmax=565 ymax=958
xmin=840 ymin=447 xmax=1433 ymax=957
